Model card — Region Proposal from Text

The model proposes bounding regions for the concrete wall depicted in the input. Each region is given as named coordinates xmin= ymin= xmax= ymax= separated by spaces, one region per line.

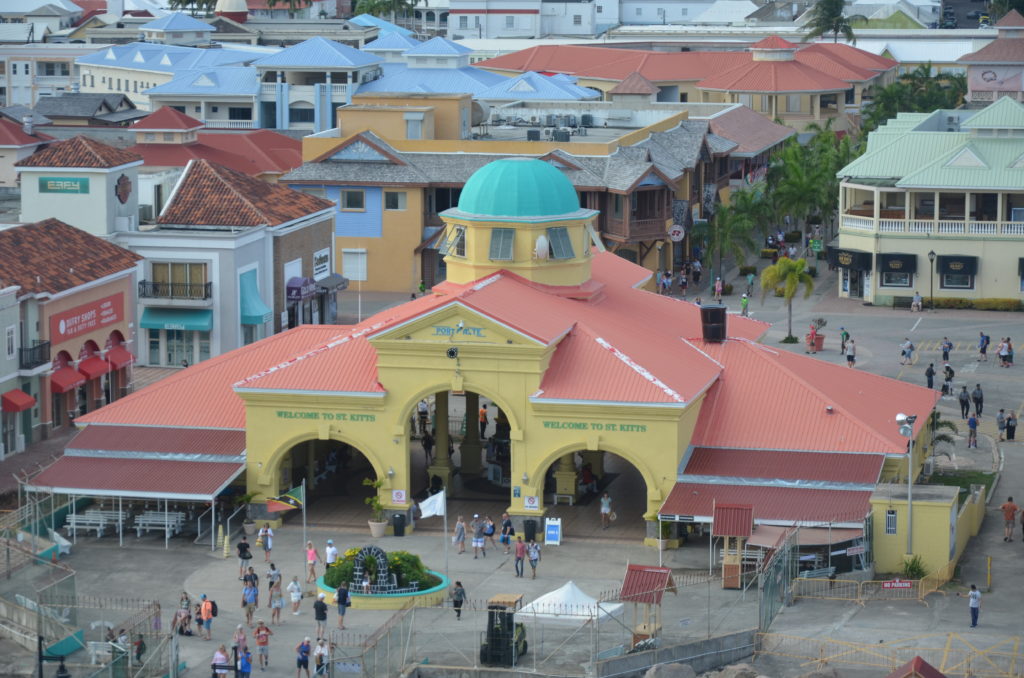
xmin=594 ymin=629 xmax=757 ymax=678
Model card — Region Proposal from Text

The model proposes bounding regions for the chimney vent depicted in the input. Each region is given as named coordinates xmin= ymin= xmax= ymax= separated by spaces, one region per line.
xmin=700 ymin=304 xmax=727 ymax=343
xmin=21 ymin=115 xmax=33 ymax=137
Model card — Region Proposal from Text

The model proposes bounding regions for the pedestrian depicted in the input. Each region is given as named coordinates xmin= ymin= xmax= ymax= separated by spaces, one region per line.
xmin=267 ymin=563 xmax=282 ymax=602
xmin=254 ymin=620 xmax=273 ymax=670
xmin=200 ymin=594 xmax=214 ymax=641
xmin=258 ymin=524 xmax=273 ymax=562
xmin=452 ymin=515 xmax=466 ymax=554
xmin=421 ymin=430 xmax=434 ymax=463
xmin=925 ymin=363 xmax=935 ymax=390
xmin=313 ymin=638 xmax=328 ymax=676
xmin=1007 ymin=411 xmax=1017 ymax=441
xmin=232 ymin=624 xmax=248 ymax=654
xmin=417 ymin=399 xmax=429 ymax=436
xmin=451 ymin=581 xmax=466 ymax=620
xmin=899 ymin=338 xmax=914 ymax=365
xmin=600 ymin=492 xmax=612 ymax=529
xmin=133 ymin=634 xmax=146 ymax=663
xmin=471 ymin=514 xmax=486 ymax=558
xmin=194 ymin=602 xmax=204 ymax=639
xmin=269 ymin=583 xmax=283 ymax=625
xmin=839 ymin=327 xmax=850 ymax=353
xmin=479 ymin=403 xmax=489 ymax=439
xmin=1007 ymin=337 xmax=1014 ymax=367
xmin=335 ymin=582 xmax=350 ymax=630
xmin=806 ymin=323 xmax=818 ymax=354
xmin=967 ymin=415 xmax=978 ymax=448
xmin=499 ymin=512 xmax=514 ymax=554
xmin=1000 ymin=497 xmax=1019 ymax=542
xmin=295 ymin=637 xmax=312 ymax=678
xmin=237 ymin=535 xmax=253 ymax=579
xmin=997 ymin=409 xmax=1007 ymax=441
xmin=238 ymin=647 xmax=253 ymax=678
xmin=999 ymin=338 xmax=1010 ymax=367
xmin=692 ymin=259 xmax=702 ymax=285
xmin=483 ymin=515 xmax=498 ymax=550
xmin=244 ymin=566 xmax=259 ymax=590
xmin=959 ymin=386 xmax=971 ymax=419
xmin=288 ymin=576 xmax=302 ymax=616
xmin=942 ymin=363 xmax=955 ymax=395
xmin=242 ymin=582 xmax=259 ymax=626
xmin=305 ymin=541 xmax=320 ymax=583
xmin=746 ymin=270 xmax=755 ymax=296
xmin=713 ymin=276 xmax=723 ymax=302
xmin=324 ymin=539 xmax=338 ymax=568
xmin=740 ymin=293 xmax=749 ymax=317
xmin=213 ymin=644 xmax=230 ymax=676
xmin=678 ymin=270 xmax=688 ymax=298
xmin=958 ymin=584 xmax=981 ymax=628
xmin=513 ymin=536 xmax=526 ymax=577
xmin=527 ymin=539 xmax=542 ymax=579
xmin=313 ymin=593 xmax=327 ymax=638
xmin=972 ymin=384 xmax=984 ymax=417
xmin=845 ymin=339 xmax=856 ymax=368
xmin=941 ymin=337 xmax=953 ymax=362
xmin=978 ymin=332 xmax=990 ymax=362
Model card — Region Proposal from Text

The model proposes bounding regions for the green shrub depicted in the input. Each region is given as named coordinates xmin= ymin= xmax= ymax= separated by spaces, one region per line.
xmin=721 ymin=283 xmax=734 ymax=296
xmin=738 ymin=265 xmax=758 ymax=276
xmin=773 ymin=287 xmax=785 ymax=297
xmin=929 ymin=298 xmax=1022 ymax=311
xmin=760 ymin=248 xmax=778 ymax=259
xmin=780 ymin=335 xmax=799 ymax=343
xmin=902 ymin=554 xmax=928 ymax=580
xmin=323 ymin=549 xmax=441 ymax=592
xmin=931 ymin=297 xmax=973 ymax=310
xmin=784 ymin=230 xmax=802 ymax=243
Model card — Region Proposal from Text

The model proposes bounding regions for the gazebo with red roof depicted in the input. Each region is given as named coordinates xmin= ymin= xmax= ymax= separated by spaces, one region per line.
xmin=618 ymin=564 xmax=677 ymax=649
xmin=713 ymin=503 xmax=753 ymax=589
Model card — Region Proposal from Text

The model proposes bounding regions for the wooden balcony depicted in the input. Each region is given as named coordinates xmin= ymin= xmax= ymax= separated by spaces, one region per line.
xmin=604 ymin=216 xmax=669 ymax=242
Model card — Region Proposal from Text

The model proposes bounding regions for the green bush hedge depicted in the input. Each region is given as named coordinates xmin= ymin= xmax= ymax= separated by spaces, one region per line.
xmin=323 ymin=549 xmax=441 ymax=592
xmin=930 ymin=298 xmax=1022 ymax=312
xmin=738 ymin=265 xmax=757 ymax=276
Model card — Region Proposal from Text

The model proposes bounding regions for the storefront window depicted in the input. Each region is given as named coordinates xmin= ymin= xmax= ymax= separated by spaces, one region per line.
xmin=880 ymin=272 xmax=911 ymax=287
xmin=242 ymin=324 xmax=259 ymax=346
xmin=199 ymin=331 xmax=211 ymax=362
xmin=941 ymin=273 xmax=973 ymax=289
xmin=148 ymin=329 xmax=161 ymax=364
xmin=166 ymin=329 xmax=190 ymax=366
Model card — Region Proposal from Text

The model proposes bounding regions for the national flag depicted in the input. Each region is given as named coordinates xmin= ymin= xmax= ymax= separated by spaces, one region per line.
xmin=266 ymin=486 xmax=303 ymax=513
xmin=418 ymin=489 xmax=446 ymax=518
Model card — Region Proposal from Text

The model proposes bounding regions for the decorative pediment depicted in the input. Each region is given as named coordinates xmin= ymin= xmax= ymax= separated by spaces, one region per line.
xmin=945 ymin=147 xmax=987 ymax=169
xmin=371 ymin=302 xmax=540 ymax=347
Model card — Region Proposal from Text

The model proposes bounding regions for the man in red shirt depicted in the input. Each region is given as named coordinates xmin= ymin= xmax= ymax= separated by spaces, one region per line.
xmin=1001 ymin=497 xmax=1019 ymax=542
xmin=253 ymin=619 xmax=273 ymax=670
xmin=513 ymin=536 xmax=527 ymax=578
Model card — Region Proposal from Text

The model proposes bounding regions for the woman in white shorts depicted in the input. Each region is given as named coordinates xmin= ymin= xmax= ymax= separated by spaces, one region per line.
xmin=287 ymin=575 xmax=303 ymax=616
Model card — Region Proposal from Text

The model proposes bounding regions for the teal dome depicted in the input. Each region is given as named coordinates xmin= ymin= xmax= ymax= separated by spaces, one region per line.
xmin=457 ymin=158 xmax=579 ymax=218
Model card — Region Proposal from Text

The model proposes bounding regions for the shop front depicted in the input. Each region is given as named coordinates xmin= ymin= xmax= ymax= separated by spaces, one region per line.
xmin=936 ymin=255 xmax=978 ymax=293
xmin=141 ymin=308 xmax=213 ymax=366
xmin=830 ymin=247 xmax=873 ymax=300
xmin=875 ymin=253 xmax=918 ymax=305
xmin=239 ymin=269 xmax=273 ymax=346
xmin=286 ymin=277 xmax=318 ymax=328
xmin=1 ymin=388 xmax=36 ymax=459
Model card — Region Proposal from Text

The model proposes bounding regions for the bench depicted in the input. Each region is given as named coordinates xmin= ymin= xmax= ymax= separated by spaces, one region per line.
xmin=551 ymin=493 xmax=574 ymax=506
xmin=798 ymin=566 xmax=836 ymax=579
xmin=49 ymin=529 xmax=71 ymax=556
xmin=892 ymin=296 xmax=925 ymax=311
xmin=65 ymin=514 xmax=107 ymax=538
xmin=134 ymin=511 xmax=186 ymax=538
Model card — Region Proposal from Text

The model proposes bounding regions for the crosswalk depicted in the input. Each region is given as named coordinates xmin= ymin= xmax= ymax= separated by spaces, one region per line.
xmin=913 ymin=339 xmax=978 ymax=353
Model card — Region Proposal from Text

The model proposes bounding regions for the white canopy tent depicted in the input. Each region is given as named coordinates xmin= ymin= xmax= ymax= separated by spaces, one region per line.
xmin=519 ymin=581 xmax=624 ymax=623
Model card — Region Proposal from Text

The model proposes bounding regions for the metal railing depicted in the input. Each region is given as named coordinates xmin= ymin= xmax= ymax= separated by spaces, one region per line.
xmin=19 ymin=340 xmax=50 ymax=370
xmin=841 ymin=214 xmax=1024 ymax=237
xmin=138 ymin=280 xmax=212 ymax=300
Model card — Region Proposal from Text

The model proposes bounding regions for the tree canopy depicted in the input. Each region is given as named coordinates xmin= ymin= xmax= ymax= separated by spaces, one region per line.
xmin=862 ymin=63 xmax=967 ymax=132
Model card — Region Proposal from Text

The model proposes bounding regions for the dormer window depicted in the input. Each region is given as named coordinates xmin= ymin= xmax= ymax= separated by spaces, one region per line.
xmin=489 ymin=228 xmax=515 ymax=261
xmin=547 ymin=227 xmax=575 ymax=260
xmin=439 ymin=226 xmax=466 ymax=257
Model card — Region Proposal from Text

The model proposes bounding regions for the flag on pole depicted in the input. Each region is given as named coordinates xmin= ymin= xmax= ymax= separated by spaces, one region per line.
xmin=419 ymin=489 xmax=446 ymax=518
xmin=266 ymin=485 xmax=303 ymax=513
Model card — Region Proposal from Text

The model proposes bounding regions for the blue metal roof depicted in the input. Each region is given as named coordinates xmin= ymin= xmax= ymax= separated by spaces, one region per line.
xmin=349 ymin=14 xmax=415 ymax=36
xmin=252 ymin=36 xmax=380 ymax=69
xmin=405 ymin=36 xmax=472 ymax=56
xmin=477 ymin=71 xmax=601 ymax=101
xmin=140 ymin=12 xmax=213 ymax=32
xmin=76 ymin=42 xmax=263 ymax=74
xmin=364 ymin=32 xmax=422 ymax=51
xmin=145 ymin=67 xmax=258 ymax=96
xmin=356 ymin=63 xmax=504 ymax=95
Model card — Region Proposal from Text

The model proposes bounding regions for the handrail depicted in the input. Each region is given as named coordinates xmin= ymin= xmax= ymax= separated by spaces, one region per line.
xmin=193 ymin=506 xmax=213 ymax=546
xmin=224 ymin=505 xmax=245 ymax=542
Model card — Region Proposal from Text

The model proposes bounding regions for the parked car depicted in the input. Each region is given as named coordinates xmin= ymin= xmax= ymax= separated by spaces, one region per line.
xmin=966 ymin=9 xmax=984 ymax=19
xmin=940 ymin=18 xmax=959 ymax=28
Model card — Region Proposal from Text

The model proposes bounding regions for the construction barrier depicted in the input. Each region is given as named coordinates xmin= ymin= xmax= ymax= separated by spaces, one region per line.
xmin=792 ymin=573 xmax=950 ymax=606
xmin=790 ymin=578 xmax=860 ymax=602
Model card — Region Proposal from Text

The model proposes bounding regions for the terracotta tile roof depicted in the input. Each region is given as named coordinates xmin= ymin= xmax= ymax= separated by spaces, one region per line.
xmin=886 ymin=657 xmax=948 ymax=678
xmin=661 ymin=482 xmax=873 ymax=524
xmin=132 ymin=105 xmax=203 ymax=131
xmin=996 ymin=9 xmax=1024 ymax=27
xmin=708 ymin=105 xmax=794 ymax=156
xmin=697 ymin=59 xmax=851 ymax=93
xmin=0 ymin=117 xmax=54 ymax=147
xmin=128 ymin=130 xmax=301 ymax=177
xmin=957 ymin=38 xmax=1024 ymax=63
xmin=608 ymin=71 xmax=659 ymax=95
xmin=67 ymin=425 xmax=245 ymax=457
xmin=752 ymin=36 xmax=797 ymax=49
xmin=15 ymin=135 xmax=141 ymax=169
xmin=157 ymin=159 xmax=334 ymax=227
xmin=0 ymin=219 xmax=141 ymax=295
xmin=712 ymin=504 xmax=753 ymax=537
xmin=684 ymin=447 xmax=884 ymax=485
xmin=619 ymin=564 xmax=676 ymax=605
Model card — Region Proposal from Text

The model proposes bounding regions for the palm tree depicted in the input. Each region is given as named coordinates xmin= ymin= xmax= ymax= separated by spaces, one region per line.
xmin=803 ymin=0 xmax=868 ymax=43
xmin=760 ymin=257 xmax=814 ymax=341
xmin=703 ymin=203 xmax=758 ymax=284
xmin=929 ymin=411 xmax=958 ymax=460
xmin=771 ymin=142 xmax=822 ymax=232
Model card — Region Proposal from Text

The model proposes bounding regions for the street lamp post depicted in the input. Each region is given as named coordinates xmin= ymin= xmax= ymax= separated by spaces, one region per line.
xmin=37 ymin=636 xmax=71 ymax=678
xmin=927 ymin=250 xmax=936 ymax=312
xmin=897 ymin=413 xmax=918 ymax=555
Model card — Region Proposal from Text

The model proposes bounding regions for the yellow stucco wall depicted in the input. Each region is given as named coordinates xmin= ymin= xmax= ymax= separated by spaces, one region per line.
xmin=338 ymin=106 xmax=436 ymax=140
xmin=335 ymin=187 xmax=425 ymax=293
xmin=350 ymin=93 xmax=471 ymax=141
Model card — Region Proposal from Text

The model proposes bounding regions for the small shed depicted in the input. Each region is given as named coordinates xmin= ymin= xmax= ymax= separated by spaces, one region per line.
xmin=712 ymin=503 xmax=753 ymax=589
xmin=885 ymin=656 xmax=947 ymax=678
xmin=618 ymin=564 xmax=676 ymax=649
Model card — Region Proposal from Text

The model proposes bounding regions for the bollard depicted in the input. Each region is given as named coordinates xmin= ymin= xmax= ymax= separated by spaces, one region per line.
xmin=222 ymin=530 xmax=230 ymax=559
xmin=217 ymin=524 xmax=224 ymax=548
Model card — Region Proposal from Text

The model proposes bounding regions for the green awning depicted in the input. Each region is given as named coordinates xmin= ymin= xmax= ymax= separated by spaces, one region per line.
xmin=239 ymin=269 xmax=273 ymax=325
xmin=140 ymin=308 xmax=213 ymax=332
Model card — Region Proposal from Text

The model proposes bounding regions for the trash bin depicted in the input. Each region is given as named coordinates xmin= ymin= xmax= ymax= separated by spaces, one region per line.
xmin=523 ymin=519 xmax=538 ymax=543
xmin=393 ymin=513 xmax=406 ymax=537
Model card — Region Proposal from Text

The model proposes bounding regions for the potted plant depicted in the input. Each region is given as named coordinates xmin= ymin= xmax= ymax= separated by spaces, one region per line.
xmin=656 ymin=521 xmax=673 ymax=551
xmin=363 ymin=478 xmax=388 ymax=538
xmin=235 ymin=492 xmax=258 ymax=535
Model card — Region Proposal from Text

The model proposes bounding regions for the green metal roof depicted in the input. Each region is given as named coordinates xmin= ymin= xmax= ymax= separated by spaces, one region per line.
xmin=897 ymin=138 xmax=1024 ymax=190
xmin=838 ymin=132 xmax=969 ymax=179
xmin=456 ymin=158 xmax=581 ymax=218
xmin=962 ymin=96 xmax=1024 ymax=130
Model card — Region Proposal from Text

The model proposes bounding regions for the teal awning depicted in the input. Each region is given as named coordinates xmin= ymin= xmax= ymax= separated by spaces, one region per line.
xmin=140 ymin=308 xmax=213 ymax=332
xmin=239 ymin=270 xmax=273 ymax=325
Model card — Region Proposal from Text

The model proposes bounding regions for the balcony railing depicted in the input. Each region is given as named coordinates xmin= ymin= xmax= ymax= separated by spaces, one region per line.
xmin=19 ymin=340 xmax=50 ymax=371
xmin=841 ymin=214 xmax=1024 ymax=237
xmin=604 ymin=216 xmax=669 ymax=241
xmin=202 ymin=119 xmax=255 ymax=129
xmin=139 ymin=280 xmax=213 ymax=300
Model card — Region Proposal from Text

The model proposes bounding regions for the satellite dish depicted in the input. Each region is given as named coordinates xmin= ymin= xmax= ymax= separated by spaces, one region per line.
xmin=534 ymin=234 xmax=549 ymax=260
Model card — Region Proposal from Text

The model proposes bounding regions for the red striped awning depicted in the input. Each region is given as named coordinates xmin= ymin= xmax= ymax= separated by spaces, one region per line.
xmin=51 ymin=366 xmax=86 ymax=394
xmin=78 ymin=355 xmax=111 ymax=380
xmin=107 ymin=345 xmax=135 ymax=370
xmin=1 ymin=389 xmax=36 ymax=413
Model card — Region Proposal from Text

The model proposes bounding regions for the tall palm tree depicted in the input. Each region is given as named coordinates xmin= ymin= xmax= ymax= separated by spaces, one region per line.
xmin=803 ymin=0 xmax=868 ymax=43
xmin=760 ymin=257 xmax=814 ymax=341
xmin=771 ymin=142 xmax=821 ymax=232
xmin=929 ymin=411 xmax=958 ymax=460
xmin=704 ymin=203 xmax=757 ymax=284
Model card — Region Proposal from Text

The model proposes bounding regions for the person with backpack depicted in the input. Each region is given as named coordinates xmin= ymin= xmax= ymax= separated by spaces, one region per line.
xmin=943 ymin=363 xmax=955 ymax=396
xmin=335 ymin=582 xmax=351 ymax=630
xmin=200 ymin=594 xmax=216 ymax=640
xmin=899 ymin=338 xmax=914 ymax=365
xmin=839 ymin=327 xmax=850 ymax=354
xmin=979 ymin=332 xmax=990 ymax=362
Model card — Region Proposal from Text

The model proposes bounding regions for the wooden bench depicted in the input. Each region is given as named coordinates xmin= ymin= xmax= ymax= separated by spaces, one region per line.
xmin=798 ymin=566 xmax=836 ymax=579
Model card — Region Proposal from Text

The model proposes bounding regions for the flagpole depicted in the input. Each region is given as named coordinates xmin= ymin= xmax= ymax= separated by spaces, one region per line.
xmin=443 ymin=507 xmax=449 ymax=582
xmin=302 ymin=478 xmax=308 ymax=586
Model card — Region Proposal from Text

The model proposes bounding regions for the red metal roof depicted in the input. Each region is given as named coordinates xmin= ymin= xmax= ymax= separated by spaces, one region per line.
xmin=67 ymin=425 xmax=245 ymax=457
xmin=660 ymin=483 xmax=872 ymax=525
xmin=684 ymin=448 xmax=884 ymax=484
xmin=132 ymin=106 xmax=203 ymax=131
xmin=608 ymin=71 xmax=659 ymax=95
xmin=712 ymin=504 xmax=753 ymax=537
xmin=885 ymin=656 xmax=948 ymax=678
xmin=0 ymin=118 xmax=54 ymax=147
xmin=708 ymin=105 xmax=794 ymax=156
xmin=801 ymin=43 xmax=897 ymax=72
xmin=78 ymin=355 xmax=111 ymax=380
xmin=997 ymin=9 xmax=1024 ymax=26
xmin=697 ymin=60 xmax=851 ymax=93
xmin=2 ymin=389 xmax=36 ymax=413
xmin=106 ymin=345 xmax=134 ymax=370
xmin=27 ymin=456 xmax=243 ymax=501
xmin=51 ymin=366 xmax=85 ymax=394
xmin=619 ymin=564 xmax=676 ymax=605
xmin=752 ymin=36 xmax=797 ymax=49
xmin=129 ymin=130 xmax=301 ymax=177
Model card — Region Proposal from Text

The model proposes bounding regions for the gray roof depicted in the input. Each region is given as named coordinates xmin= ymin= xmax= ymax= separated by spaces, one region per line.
xmin=0 ymin=105 xmax=51 ymax=126
xmin=34 ymin=93 xmax=136 ymax=119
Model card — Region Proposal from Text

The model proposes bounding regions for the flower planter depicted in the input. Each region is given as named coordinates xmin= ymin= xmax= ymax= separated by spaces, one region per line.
xmin=804 ymin=334 xmax=825 ymax=352
xmin=368 ymin=520 xmax=387 ymax=538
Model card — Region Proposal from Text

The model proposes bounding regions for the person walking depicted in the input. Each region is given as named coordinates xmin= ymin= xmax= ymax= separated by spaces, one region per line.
xmin=845 ymin=339 xmax=856 ymax=368
xmin=839 ymin=327 xmax=850 ymax=354
xmin=295 ymin=638 xmax=312 ymax=678
xmin=713 ymin=277 xmax=723 ymax=302
xmin=324 ymin=539 xmax=338 ymax=568
xmin=483 ymin=515 xmax=498 ymax=550
xmin=972 ymin=384 xmax=984 ymax=417
xmin=1001 ymin=497 xmax=1019 ymax=541
xmin=527 ymin=539 xmax=542 ymax=579
xmin=133 ymin=634 xmax=146 ymax=664
xmin=600 ymin=492 xmax=612 ymax=529
xmin=451 ymin=581 xmax=466 ymax=620
xmin=740 ymin=294 xmax=749 ymax=317
xmin=967 ymin=415 xmax=978 ymax=448
xmin=692 ymin=259 xmax=702 ymax=286
xmin=313 ymin=593 xmax=328 ymax=638
xmin=305 ymin=542 xmax=320 ymax=583
xmin=313 ymin=638 xmax=329 ymax=676
xmin=957 ymin=584 xmax=981 ymax=628
xmin=997 ymin=409 xmax=1007 ymax=441
xmin=806 ymin=324 xmax=818 ymax=354
xmin=513 ymin=536 xmax=526 ymax=578
xmin=266 ymin=563 xmax=282 ymax=603
xmin=269 ymin=583 xmax=283 ymax=625
xmin=959 ymin=386 xmax=971 ymax=419
xmin=232 ymin=625 xmax=248 ymax=654
xmin=238 ymin=648 xmax=253 ymax=678
xmin=335 ymin=583 xmax=351 ymax=630
xmin=998 ymin=338 xmax=1010 ymax=367
xmin=237 ymin=536 xmax=253 ymax=580
xmin=943 ymin=364 xmax=955 ymax=395
xmin=200 ymin=594 xmax=214 ymax=641
xmin=417 ymin=399 xmax=429 ymax=437
xmin=925 ymin=363 xmax=935 ymax=390
xmin=421 ymin=430 xmax=434 ymax=464
xmin=1007 ymin=411 xmax=1018 ymax=441
xmin=978 ymin=332 xmax=990 ymax=362
xmin=243 ymin=566 xmax=259 ymax=590
xmin=254 ymin=620 xmax=273 ymax=670
xmin=899 ymin=338 xmax=914 ymax=365
xmin=745 ymin=270 xmax=755 ymax=296
xmin=258 ymin=524 xmax=273 ymax=562
xmin=499 ymin=513 xmax=514 ymax=554
xmin=242 ymin=582 xmax=259 ymax=627
xmin=213 ymin=645 xmax=230 ymax=676
xmin=479 ymin=403 xmax=489 ymax=439
xmin=452 ymin=515 xmax=466 ymax=554
xmin=471 ymin=514 xmax=486 ymax=558
xmin=941 ymin=337 xmax=953 ymax=363
xmin=287 ymin=576 xmax=303 ymax=616
xmin=678 ymin=270 xmax=688 ymax=298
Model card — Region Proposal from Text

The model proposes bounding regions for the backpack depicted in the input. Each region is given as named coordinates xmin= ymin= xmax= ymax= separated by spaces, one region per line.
xmin=209 ymin=600 xmax=218 ymax=618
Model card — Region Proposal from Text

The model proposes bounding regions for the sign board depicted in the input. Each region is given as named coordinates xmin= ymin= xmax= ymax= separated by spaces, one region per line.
xmin=882 ymin=579 xmax=912 ymax=589
xmin=39 ymin=177 xmax=89 ymax=194
xmin=523 ymin=495 xmax=540 ymax=511
xmin=512 ymin=486 xmax=521 ymax=498
xmin=846 ymin=545 xmax=865 ymax=556
xmin=313 ymin=247 xmax=331 ymax=280
xmin=391 ymin=489 xmax=406 ymax=505
xmin=49 ymin=292 xmax=124 ymax=344
xmin=544 ymin=517 xmax=562 ymax=546
xmin=667 ymin=224 xmax=685 ymax=243
xmin=810 ymin=238 xmax=823 ymax=253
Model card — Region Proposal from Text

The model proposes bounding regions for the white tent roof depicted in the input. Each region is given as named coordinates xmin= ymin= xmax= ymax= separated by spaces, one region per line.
xmin=519 ymin=581 xmax=624 ymax=623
